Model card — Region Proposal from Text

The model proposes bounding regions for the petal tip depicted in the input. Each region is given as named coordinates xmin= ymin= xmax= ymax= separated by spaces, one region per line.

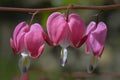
xmin=29 ymin=44 xmax=44 ymax=59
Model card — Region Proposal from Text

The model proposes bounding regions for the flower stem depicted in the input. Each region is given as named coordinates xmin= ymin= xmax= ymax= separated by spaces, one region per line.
xmin=29 ymin=10 xmax=39 ymax=25
xmin=0 ymin=4 xmax=119 ymax=13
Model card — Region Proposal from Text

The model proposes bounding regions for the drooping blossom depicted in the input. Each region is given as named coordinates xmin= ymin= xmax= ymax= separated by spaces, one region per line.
xmin=10 ymin=21 xmax=45 ymax=74
xmin=85 ymin=21 xmax=107 ymax=73
xmin=45 ymin=12 xmax=87 ymax=66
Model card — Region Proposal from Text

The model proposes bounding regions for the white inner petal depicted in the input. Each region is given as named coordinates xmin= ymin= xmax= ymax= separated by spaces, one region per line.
xmin=21 ymin=52 xmax=29 ymax=57
xmin=86 ymin=54 xmax=99 ymax=73
xmin=19 ymin=52 xmax=30 ymax=74
xmin=60 ymin=48 xmax=68 ymax=67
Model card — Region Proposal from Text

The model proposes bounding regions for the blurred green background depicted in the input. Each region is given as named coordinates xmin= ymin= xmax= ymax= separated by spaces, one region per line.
xmin=0 ymin=0 xmax=120 ymax=80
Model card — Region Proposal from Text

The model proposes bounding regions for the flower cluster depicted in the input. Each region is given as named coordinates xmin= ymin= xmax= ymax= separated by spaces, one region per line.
xmin=10 ymin=12 xmax=107 ymax=74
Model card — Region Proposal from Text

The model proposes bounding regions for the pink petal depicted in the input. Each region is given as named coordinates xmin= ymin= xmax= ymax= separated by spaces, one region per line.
xmin=29 ymin=44 xmax=44 ymax=59
xmin=85 ymin=40 xmax=90 ymax=54
xmin=24 ymin=23 xmax=44 ymax=59
xmin=42 ymin=32 xmax=54 ymax=46
xmin=75 ymin=35 xmax=88 ymax=48
xmin=91 ymin=22 xmax=107 ymax=57
xmin=10 ymin=22 xmax=28 ymax=53
xmin=86 ymin=21 xmax=107 ymax=57
xmin=10 ymin=38 xmax=18 ymax=53
xmin=68 ymin=13 xmax=85 ymax=47
xmin=92 ymin=22 xmax=107 ymax=44
xmin=85 ymin=21 xmax=96 ymax=54
xmin=86 ymin=21 xmax=96 ymax=35
xmin=17 ymin=26 xmax=29 ymax=52
xmin=13 ymin=22 xmax=27 ymax=47
xmin=88 ymin=35 xmax=104 ymax=57
xmin=47 ymin=12 xmax=69 ymax=46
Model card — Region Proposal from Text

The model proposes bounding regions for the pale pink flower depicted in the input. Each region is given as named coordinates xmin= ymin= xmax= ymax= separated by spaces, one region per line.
xmin=85 ymin=21 xmax=107 ymax=73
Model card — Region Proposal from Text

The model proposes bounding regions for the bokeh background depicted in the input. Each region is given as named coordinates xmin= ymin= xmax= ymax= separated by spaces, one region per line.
xmin=0 ymin=0 xmax=120 ymax=80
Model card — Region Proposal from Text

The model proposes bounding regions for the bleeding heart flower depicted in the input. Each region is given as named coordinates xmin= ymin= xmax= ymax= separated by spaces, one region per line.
xmin=10 ymin=21 xmax=45 ymax=58
xmin=45 ymin=12 xmax=87 ymax=66
xmin=85 ymin=21 xmax=107 ymax=73
xmin=10 ymin=21 xmax=45 ymax=74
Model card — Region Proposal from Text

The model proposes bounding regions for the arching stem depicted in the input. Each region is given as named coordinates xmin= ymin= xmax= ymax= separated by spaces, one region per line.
xmin=66 ymin=4 xmax=74 ymax=22
xmin=29 ymin=10 xmax=39 ymax=25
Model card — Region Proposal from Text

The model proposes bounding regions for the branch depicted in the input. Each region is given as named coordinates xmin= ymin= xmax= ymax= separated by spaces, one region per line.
xmin=70 ymin=72 xmax=120 ymax=78
xmin=0 ymin=4 xmax=120 ymax=13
